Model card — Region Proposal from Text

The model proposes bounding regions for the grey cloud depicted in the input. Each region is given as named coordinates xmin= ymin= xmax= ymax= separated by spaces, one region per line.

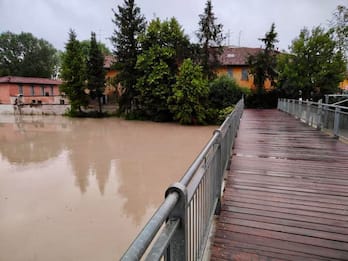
xmin=0 ymin=0 xmax=346 ymax=51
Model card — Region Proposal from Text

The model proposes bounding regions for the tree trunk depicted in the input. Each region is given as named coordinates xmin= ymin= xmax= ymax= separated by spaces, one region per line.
xmin=98 ymin=96 xmax=102 ymax=113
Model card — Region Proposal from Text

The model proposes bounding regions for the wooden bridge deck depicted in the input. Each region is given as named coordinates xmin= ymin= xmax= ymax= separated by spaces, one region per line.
xmin=211 ymin=109 xmax=348 ymax=261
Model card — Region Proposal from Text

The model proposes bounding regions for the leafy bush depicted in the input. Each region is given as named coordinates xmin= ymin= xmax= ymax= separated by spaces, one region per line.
xmin=217 ymin=106 xmax=235 ymax=124
xmin=209 ymin=75 xmax=247 ymax=110
xmin=168 ymin=59 xmax=209 ymax=125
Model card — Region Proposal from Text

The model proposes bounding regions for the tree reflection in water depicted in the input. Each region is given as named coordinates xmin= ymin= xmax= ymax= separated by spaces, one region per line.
xmin=0 ymin=115 xmax=215 ymax=260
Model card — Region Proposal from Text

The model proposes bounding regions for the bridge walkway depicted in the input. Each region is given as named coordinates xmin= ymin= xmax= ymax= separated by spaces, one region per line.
xmin=211 ymin=109 xmax=348 ymax=261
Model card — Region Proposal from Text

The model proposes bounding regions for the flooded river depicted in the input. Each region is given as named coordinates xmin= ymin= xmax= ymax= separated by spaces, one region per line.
xmin=0 ymin=115 xmax=215 ymax=261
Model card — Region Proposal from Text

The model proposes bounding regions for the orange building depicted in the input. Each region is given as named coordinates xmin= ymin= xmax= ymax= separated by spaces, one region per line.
xmin=216 ymin=46 xmax=272 ymax=90
xmin=0 ymin=76 xmax=67 ymax=105
xmin=104 ymin=55 xmax=117 ymax=79
xmin=339 ymin=78 xmax=348 ymax=92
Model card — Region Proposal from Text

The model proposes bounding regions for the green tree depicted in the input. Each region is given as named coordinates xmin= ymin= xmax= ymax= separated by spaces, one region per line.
xmin=111 ymin=0 xmax=146 ymax=114
xmin=248 ymin=23 xmax=278 ymax=94
xmin=196 ymin=0 xmax=224 ymax=79
xmin=277 ymin=27 xmax=346 ymax=100
xmin=86 ymin=32 xmax=106 ymax=113
xmin=330 ymin=5 xmax=348 ymax=62
xmin=80 ymin=40 xmax=111 ymax=59
xmin=60 ymin=30 xmax=88 ymax=113
xmin=0 ymin=31 xmax=58 ymax=78
xmin=168 ymin=58 xmax=209 ymax=124
xmin=209 ymin=75 xmax=248 ymax=110
xmin=135 ymin=18 xmax=191 ymax=121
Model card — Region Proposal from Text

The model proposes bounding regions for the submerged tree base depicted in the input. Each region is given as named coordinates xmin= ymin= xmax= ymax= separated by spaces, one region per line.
xmin=65 ymin=109 xmax=112 ymax=118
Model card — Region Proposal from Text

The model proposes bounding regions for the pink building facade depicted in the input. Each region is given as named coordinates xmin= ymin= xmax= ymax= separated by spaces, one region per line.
xmin=0 ymin=76 xmax=68 ymax=105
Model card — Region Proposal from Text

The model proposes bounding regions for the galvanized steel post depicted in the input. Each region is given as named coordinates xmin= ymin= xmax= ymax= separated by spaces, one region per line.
xmin=306 ymin=101 xmax=311 ymax=124
xmin=298 ymin=99 xmax=302 ymax=119
xmin=334 ymin=107 xmax=340 ymax=138
xmin=164 ymin=183 xmax=188 ymax=261
xmin=213 ymin=129 xmax=222 ymax=215
xmin=317 ymin=101 xmax=322 ymax=130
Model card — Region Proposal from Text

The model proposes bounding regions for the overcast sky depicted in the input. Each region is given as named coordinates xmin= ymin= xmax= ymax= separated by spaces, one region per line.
xmin=0 ymin=0 xmax=347 ymax=52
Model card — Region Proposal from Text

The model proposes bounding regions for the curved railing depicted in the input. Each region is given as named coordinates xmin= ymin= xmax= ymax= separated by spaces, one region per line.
xmin=120 ymin=98 xmax=244 ymax=261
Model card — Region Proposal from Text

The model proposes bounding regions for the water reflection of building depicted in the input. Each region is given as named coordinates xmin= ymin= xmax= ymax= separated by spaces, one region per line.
xmin=0 ymin=116 xmax=70 ymax=164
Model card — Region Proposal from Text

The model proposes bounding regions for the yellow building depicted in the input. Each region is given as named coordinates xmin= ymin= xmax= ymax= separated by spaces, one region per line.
xmin=339 ymin=78 xmax=348 ymax=92
xmin=215 ymin=46 xmax=272 ymax=91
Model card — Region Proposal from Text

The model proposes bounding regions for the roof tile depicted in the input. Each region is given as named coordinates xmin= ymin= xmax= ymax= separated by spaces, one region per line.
xmin=0 ymin=76 xmax=62 ymax=85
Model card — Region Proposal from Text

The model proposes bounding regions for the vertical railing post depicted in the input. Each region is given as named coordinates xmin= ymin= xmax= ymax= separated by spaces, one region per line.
xmin=323 ymin=104 xmax=329 ymax=129
xmin=298 ymin=99 xmax=302 ymax=119
xmin=213 ymin=130 xmax=222 ymax=215
xmin=306 ymin=101 xmax=311 ymax=124
xmin=317 ymin=101 xmax=322 ymax=130
xmin=333 ymin=106 xmax=340 ymax=138
xmin=285 ymin=99 xmax=289 ymax=113
xmin=165 ymin=183 xmax=188 ymax=261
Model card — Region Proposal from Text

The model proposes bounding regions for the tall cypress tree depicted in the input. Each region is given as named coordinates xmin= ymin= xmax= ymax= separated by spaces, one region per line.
xmin=111 ymin=0 xmax=146 ymax=114
xmin=196 ymin=0 xmax=224 ymax=80
xmin=60 ymin=30 xmax=88 ymax=113
xmin=86 ymin=32 xmax=106 ymax=113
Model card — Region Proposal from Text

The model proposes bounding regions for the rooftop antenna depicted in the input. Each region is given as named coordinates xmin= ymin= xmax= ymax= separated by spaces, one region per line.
xmin=225 ymin=29 xmax=232 ymax=46
xmin=97 ymin=29 xmax=103 ymax=43
xmin=238 ymin=30 xmax=242 ymax=47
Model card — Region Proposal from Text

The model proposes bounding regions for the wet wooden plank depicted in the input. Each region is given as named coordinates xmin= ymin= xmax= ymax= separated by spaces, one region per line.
xmin=211 ymin=109 xmax=348 ymax=261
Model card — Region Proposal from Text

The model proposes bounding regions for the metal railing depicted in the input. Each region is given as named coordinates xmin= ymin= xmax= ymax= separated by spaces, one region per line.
xmin=278 ymin=98 xmax=348 ymax=140
xmin=120 ymin=98 xmax=244 ymax=261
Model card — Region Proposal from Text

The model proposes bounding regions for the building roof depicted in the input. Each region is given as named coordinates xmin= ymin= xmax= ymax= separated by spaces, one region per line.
xmin=219 ymin=46 xmax=263 ymax=66
xmin=0 ymin=76 xmax=62 ymax=85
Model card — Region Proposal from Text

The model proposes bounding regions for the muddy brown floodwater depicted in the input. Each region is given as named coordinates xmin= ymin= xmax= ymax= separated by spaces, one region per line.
xmin=0 ymin=115 xmax=216 ymax=261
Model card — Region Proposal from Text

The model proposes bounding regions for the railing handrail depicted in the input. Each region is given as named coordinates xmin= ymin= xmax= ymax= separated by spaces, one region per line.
xmin=278 ymin=98 xmax=348 ymax=139
xmin=120 ymin=98 xmax=244 ymax=261
xmin=279 ymin=98 xmax=348 ymax=110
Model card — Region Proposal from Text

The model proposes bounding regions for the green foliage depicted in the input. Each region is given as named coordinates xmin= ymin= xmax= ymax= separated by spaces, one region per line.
xmin=65 ymin=109 xmax=109 ymax=118
xmin=248 ymin=23 xmax=278 ymax=93
xmin=0 ymin=31 xmax=58 ymax=78
xmin=80 ymin=40 xmax=111 ymax=57
xmin=277 ymin=27 xmax=346 ymax=100
xmin=329 ymin=5 xmax=348 ymax=62
xmin=168 ymin=59 xmax=209 ymax=125
xmin=60 ymin=30 xmax=88 ymax=112
xmin=86 ymin=32 xmax=106 ymax=113
xmin=209 ymin=75 xmax=247 ymax=110
xmin=136 ymin=45 xmax=175 ymax=121
xmin=111 ymin=0 xmax=146 ymax=114
xmin=196 ymin=0 xmax=224 ymax=80
xmin=245 ymin=90 xmax=279 ymax=108
xmin=135 ymin=18 xmax=191 ymax=121
xmin=217 ymin=106 xmax=235 ymax=124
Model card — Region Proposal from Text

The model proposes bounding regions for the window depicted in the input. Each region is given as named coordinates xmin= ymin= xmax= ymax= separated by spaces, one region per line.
xmin=31 ymin=85 xmax=35 ymax=96
xmin=18 ymin=85 xmax=23 ymax=95
xmin=50 ymin=86 xmax=54 ymax=96
xmin=227 ymin=68 xmax=233 ymax=78
xmin=241 ymin=68 xmax=249 ymax=81
xmin=41 ymin=86 xmax=45 ymax=96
